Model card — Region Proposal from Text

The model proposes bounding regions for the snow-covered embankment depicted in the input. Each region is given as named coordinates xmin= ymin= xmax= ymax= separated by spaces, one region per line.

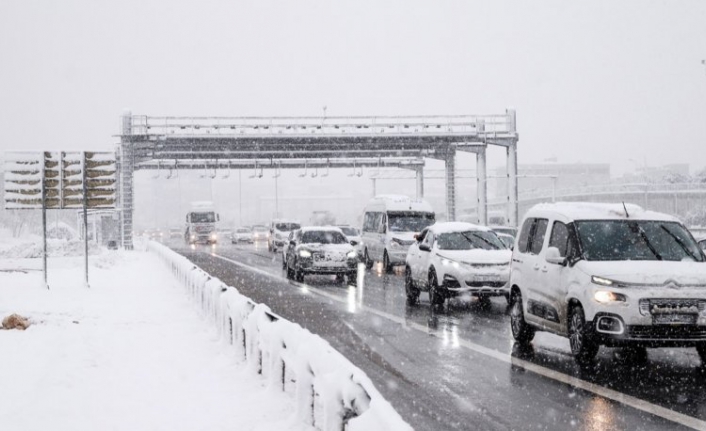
xmin=148 ymin=242 xmax=412 ymax=431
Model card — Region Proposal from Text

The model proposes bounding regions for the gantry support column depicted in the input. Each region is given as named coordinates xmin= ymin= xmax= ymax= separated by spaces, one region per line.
xmin=445 ymin=149 xmax=456 ymax=221
xmin=118 ymin=112 xmax=135 ymax=250
xmin=476 ymin=147 xmax=488 ymax=225
xmin=506 ymin=109 xmax=519 ymax=226
xmin=415 ymin=166 xmax=424 ymax=199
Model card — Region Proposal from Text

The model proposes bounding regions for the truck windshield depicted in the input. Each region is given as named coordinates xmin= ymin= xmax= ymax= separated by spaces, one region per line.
xmin=191 ymin=212 xmax=215 ymax=223
xmin=437 ymin=231 xmax=505 ymax=250
xmin=388 ymin=212 xmax=435 ymax=233
xmin=276 ymin=223 xmax=300 ymax=231
xmin=576 ymin=220 xmax=704 ymax=262
xmin=301 ymin=231 xmax=347 ymax=244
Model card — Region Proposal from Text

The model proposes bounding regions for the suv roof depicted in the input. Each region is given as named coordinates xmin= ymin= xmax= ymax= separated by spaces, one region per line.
xmin=525 ymin=202 xmax=678 ymax=223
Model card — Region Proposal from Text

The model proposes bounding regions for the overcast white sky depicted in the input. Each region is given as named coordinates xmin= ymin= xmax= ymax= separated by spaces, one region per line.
xmin=1 ymin=0 xmax=705 ymax=174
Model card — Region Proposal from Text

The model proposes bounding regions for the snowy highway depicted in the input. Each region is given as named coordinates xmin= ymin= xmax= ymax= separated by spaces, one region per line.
xmin=169 ymin=240 xmax=706 ymax=431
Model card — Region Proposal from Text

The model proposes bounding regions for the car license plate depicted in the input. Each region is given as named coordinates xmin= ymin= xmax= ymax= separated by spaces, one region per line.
xmin=475 ymin=275 xmax=500 ymax=282
xmin=653 ymin=314 xmax=697 ymax=325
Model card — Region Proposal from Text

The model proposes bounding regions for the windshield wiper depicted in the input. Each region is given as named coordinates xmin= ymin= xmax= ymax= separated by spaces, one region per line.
xmin=660 ymin=225 xmax=701 ymax=261
xmin=632 ymin=223 xmax=662 ymax=261
xmin=461 ymin=232 xmax=499 ymax=250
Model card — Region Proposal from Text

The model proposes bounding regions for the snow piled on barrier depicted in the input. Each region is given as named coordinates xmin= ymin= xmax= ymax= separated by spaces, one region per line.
xmin=148 ymin=241 xmax=412 ymax=431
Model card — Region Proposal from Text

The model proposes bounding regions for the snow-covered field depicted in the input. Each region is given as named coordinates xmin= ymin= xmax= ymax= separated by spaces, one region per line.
xmin=0 ymin=249 xmax=303 ymax=431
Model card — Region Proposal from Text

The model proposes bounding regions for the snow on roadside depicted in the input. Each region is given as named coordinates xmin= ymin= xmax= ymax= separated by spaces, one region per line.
xmin=0 ymin=250 xmax=307 ymax=431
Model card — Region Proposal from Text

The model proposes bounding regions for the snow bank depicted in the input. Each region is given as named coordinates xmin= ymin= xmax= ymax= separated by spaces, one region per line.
xmin=148 ymin=241 xmax=412 ymax=431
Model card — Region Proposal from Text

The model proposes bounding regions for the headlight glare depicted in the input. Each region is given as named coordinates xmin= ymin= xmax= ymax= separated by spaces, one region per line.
xmin=299 ymin=250 xmax=312 ymax=258
xmin=594 ymin=290 xmax=626 ymax=303
xmin=347 ymin=251 xmax=357 ymax=259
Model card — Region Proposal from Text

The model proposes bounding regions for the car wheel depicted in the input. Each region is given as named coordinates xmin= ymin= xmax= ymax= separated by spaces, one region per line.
xmin=568 ymin=305 xmax=599 ymax=364
xmin=335 ymin=274 xmax=345 ymax=283
xmin=510 ymin=291 xmax=535 ymax=345
xmin=428 ymin=269 xmax=445 ymax=306
xmin=383 ymin=250 xmax=393 ymax=273
xmin=346 ymin=271 xmax=357 ymax=284
xmin=295 ymin=269 xmax=305 ymax=283
xmin=364 ymin=248 xmax=374 ymax=270
xmin=697 ymin=345 xmax=706 ymax=365
xmin=405 ymin=266 xmax=420 ymax=306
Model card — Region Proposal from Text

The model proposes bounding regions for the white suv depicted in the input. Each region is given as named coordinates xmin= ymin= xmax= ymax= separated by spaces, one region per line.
xmin=405 ymin=222 xmax=511 ymax=306
xmin=509 ymin=202 xmax=706 ymax=364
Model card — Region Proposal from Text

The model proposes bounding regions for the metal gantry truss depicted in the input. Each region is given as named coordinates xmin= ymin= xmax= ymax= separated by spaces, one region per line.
xmin=117 ymin=111 xmax=519 ymax=249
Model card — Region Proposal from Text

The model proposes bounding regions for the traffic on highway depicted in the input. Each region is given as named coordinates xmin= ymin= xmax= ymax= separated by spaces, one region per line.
xmin=148 ymin=196 xmax=706 ymax=431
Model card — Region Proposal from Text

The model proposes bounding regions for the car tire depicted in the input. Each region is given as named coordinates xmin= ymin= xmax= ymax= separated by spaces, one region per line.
xmin=510 ymin=291 xmax=535 ymax=345
xmin=428 ymin=269 xmax=445 ymax=306
xmin=347 ymin=271 xmax=357 ymax=284
xmin=478 ymin=295 xmax=492 ymax=308
xmin=335 ymin=274 xmax=345 ymax=283
xmin=697 ymin=345 xmax=706 ymax=365
xmin=405 ymin=266 xmax=420 ymax=306
xmin=383 ymin=250 xmax=393 ymax=273
xmin=568 ymin=305 xmax=599 ymax=364
xmin=364 ymin=248 xmax=374 ymax=270
xmin=295 ymin=269 xmax=305 ymax=283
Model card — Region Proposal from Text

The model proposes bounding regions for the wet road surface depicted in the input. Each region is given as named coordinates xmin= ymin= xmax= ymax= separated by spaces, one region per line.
xmin=167 ymin=240 xmax=706 ymax=430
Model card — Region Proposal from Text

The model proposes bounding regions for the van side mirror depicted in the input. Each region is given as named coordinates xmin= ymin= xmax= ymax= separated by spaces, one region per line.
xmin=545 ymin=247 xmax=566 ymax=266
xmin=419 ymin=243 xmax=431 ymax=252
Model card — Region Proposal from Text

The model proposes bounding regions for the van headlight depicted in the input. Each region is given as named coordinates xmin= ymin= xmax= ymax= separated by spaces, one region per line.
xmin=594 ymin=290 xmax=626 ymax=303
xmin=591 ymin=276 xmax=615 ymax=286
xmin=299 ymin=250 xmax=312 ymax=258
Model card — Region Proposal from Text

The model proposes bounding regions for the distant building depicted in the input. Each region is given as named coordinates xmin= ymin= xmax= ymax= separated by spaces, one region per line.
xmin=492 ymin=162 xmax=611 ymax=198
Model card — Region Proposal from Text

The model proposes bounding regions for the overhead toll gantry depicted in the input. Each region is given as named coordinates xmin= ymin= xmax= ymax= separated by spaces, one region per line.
xmin=117 ymin=111 xmax=519 ymax=249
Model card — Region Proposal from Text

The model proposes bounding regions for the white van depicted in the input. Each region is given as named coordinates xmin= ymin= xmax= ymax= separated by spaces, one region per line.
xmin=509 ymin=202 xmax=706 ymax=364
xmin=361 ymin=195 xmax=435 ymax=272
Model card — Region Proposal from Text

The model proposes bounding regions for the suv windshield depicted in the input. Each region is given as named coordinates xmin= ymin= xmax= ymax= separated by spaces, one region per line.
xmin=576 ymin=220 xmax=704 ymax=262
xmin=339 ymin=227 xmax=358 ymax=236
xmin=388 ymin=212 xmax=435 ymax=233
xmin=276 ymin=223 xmax=300 ymax=231
xmin=301 ymin=230 xmax=347 ymax=244
xmin=437 ymin=231 xmax=505 ymax=250
xmin=191 ymin=212 xmax=215 ymax=223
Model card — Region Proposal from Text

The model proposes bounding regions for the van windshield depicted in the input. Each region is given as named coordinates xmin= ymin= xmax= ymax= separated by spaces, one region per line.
xmin=437 ymin=231 xmax=505 ymax=250
xmin=388 ymin=212 xmax=435 ymax=233
xmin=575 ymin=220 xmax=704 ymax=262
xmin=191 ymin=212 xmax=215 ymax=223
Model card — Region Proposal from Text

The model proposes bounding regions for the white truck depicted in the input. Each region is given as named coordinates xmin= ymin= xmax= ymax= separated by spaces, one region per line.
xmin=185 ymin=201 xmax=220 ymax=245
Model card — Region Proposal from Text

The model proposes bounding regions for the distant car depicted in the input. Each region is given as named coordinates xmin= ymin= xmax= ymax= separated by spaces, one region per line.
xmin=269 ymin=219 xmax=302 ymax=252
xmin=232 ymin=227 xmax=253 ymax=243
xmin=251 ymin=225 xmax=269 ymax=242
xmin=405 ymin=222 xmax=511 ymax=307
xmin=489 ymin=225 xmax=517 ymax=238
xmin=496 ymin=232 xmax=515 ymax=249
xmin=699 ymin=238 xmax=706 ymax=252
xmin=284 ymin=227 xmax=358 ymax=283
xmin=107 ymin=240 xmax=118 ymax=250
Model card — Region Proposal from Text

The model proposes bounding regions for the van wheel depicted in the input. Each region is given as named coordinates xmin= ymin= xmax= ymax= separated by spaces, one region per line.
xmin=428 ymin=270 xmax=445 ymax=306
xmin=405 ymin=266 xmax=420 ymax=306
xmin=364 ymin=248 xmax=373 ymax=269
xmin=510 ymin=291 xmax=535 ymax=345
xmin=568 ymin=305 xmax=599 ymax=364
xmin=383 ymin=250 xmax=393 ymax=273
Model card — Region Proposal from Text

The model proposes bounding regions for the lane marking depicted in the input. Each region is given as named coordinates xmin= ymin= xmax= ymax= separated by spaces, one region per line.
xmin=208 ymin=251 xmax=706 ymax=431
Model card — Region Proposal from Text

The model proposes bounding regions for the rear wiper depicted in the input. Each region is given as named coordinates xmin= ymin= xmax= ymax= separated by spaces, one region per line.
xmin=660 ymin=225 xmax=700 ymax=261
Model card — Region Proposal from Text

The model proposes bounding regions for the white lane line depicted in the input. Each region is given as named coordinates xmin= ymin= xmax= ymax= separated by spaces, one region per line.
xmin=209 ymin=251 xmax=706 ymax=431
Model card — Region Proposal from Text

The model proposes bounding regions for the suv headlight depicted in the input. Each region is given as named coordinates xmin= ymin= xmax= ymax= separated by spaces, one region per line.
xmin=299 ymin=250 xmax=312 ymax=258
xmin=441 ymin=257 xmax=460 ymax=268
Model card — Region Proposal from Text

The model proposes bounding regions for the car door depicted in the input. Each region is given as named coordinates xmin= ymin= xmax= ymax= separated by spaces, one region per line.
xmin=517 ymin=218 xmax=549 ymax=327
xmin=534 ymin=219 xmax=571 ymax=333
xmin=416 ymin=231 xmax=435 ymax=285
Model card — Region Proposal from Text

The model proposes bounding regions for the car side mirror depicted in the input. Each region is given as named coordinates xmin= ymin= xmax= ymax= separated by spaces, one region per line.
xmin=289 ymin=240 xmax=296 ymax=246
xmin=350 ymin=240 xmax=358 ymax=246
xmin=419 ymin=243 xmax=431 ymax=252
xmin=545 ymin=247 xmax=566 ymax=266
